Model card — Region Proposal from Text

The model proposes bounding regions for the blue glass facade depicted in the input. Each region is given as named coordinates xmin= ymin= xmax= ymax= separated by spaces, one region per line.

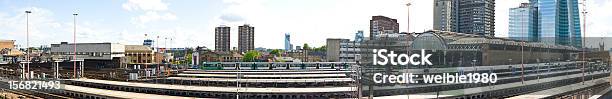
xmin=529 ymin=1 xmax=540 ymax=42
xmin=355 ymin=30 xmax=364 ymax=42
xmin=569 ymin=0 xmax=582 ymax=48
xmin=534 ymin=0 xmax=582 ymax=47
xmin=509 ymin=3 xmax=533 ymax=41
xmin=284 ymin=33 xmax=291 ymax=51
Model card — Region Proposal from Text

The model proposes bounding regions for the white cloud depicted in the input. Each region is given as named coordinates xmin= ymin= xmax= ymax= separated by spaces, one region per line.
xmin=0 ymin=7 xmax=116 ymax=47
xmin=122 ymin=0 xmax=176 ymax=26
xmin=122 ymin=0 xmax=168 ymax=11
xmin=219 ymin=13 xmax=244 ymax=23
xmin=0 ymin=7 xmax=63 ymax=47
xmin=584 ymin=0 xmax=612 ymax=37
xmin=214 ymin=0 xmax=268 ymax=49
xmin=132 ymin=11 xmax=176 ymax=24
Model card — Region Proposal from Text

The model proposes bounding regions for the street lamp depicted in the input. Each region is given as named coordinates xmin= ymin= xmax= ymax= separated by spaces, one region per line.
xmin=164 ymin=37 xmax=168 ymax=61
xmin=406 ymin=1 xmax=411 ymax=33
xmin=73 ymin=12 xmax=78 ymax=78
xmin=170 ymin=38 xmax=174 ymax=67
xmin=156 ymin=36 xmax=160 ymax=78
xmin=580 ymin=0 xmax=588 ymax=85
xmin=25 ymin=10 xmax=31 ymax=79
xmin=164 ymin=37 xmax=168 ymax=75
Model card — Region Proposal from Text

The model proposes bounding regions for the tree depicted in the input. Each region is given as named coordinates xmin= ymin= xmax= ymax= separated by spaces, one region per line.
xmin=303 ymin=43 xmax=311 ymax=50
xmin=312 ymin=45 xmax=326 ymax=52
xmin=185 ymin=53 xmax=192 ymax=65
xmin=242 ymin=50 xmax=261 ymax=62
xmin=269 ymin=49 xmax=283 ymax=56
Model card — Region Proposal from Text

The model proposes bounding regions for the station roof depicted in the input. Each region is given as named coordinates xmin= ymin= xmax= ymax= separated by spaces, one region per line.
xmin=414 ymin=30 xmax=580 ymax=50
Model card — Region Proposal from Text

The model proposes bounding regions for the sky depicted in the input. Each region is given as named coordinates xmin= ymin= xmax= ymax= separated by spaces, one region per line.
xmin=0 ymin=0 xmax=611 ymax=50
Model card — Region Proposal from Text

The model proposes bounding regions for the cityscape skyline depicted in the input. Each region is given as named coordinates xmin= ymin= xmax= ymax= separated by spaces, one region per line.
xmin=1 ymin=0 xmax=611 ymax=50
xmin=0 ymin=1 xmax=612 ymax=98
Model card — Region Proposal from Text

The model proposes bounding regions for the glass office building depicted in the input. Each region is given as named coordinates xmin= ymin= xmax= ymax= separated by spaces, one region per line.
xmin=355 ymin=30 xmax=364 ymax=42
xmin=433 ymin=0 xmax=496 ymax=37
xmin=285 ymin=33 xmax=292 ymax=51
xmin=456 ymin=0 xmax=496 ymax=37
xmin=534 ymin=0 xmax=582 ymax=47
xmin=509 ymin=3 xmax=534 ymax=41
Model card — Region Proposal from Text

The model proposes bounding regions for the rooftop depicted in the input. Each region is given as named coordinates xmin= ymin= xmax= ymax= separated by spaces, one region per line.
xmin=125 ymin=45 xmax=152 ymax=51
xmin=425 ymin=30 xmax=580 ymax=50
xmin=0 ymin=40 xmax=15 ymax=42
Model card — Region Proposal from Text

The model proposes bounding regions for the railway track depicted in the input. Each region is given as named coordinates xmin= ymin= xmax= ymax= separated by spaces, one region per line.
xmin=1 ymin=88 xmax=43 ymax=99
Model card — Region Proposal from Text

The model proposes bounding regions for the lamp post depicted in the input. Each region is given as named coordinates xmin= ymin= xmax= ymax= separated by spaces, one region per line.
xmin=170 ymin=38 xmax=173 ymax=63
xmin=164 ymin=37 xmax=167 ymax=63
xmin=580 ymin=0 xmax=587 ymax=85
xmin=25 ymin=10 xmax=31 ymax=79
xmin=164 ymin=37 xmax=167 ymax=76
xmin=156 ymin=36 xmax=160 ymax=78
xmin=406 ymin=1 xmax=411 ymax=33
xmin=73 ymin=12 xmax=78 ymax=78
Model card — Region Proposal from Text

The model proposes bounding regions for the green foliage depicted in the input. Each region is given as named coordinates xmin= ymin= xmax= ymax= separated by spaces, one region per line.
xmin=303 ymin=43 xmax=311 ymax=50
xmin=270 ymin=49 xmax=283 ymax=56
xmin=185 ymin=53 xmax=192 ymax=64
xmin=312 ymin=45 xmax=326 ymax=52
xmin=242 ymin=50 xmax=261 ymax=62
